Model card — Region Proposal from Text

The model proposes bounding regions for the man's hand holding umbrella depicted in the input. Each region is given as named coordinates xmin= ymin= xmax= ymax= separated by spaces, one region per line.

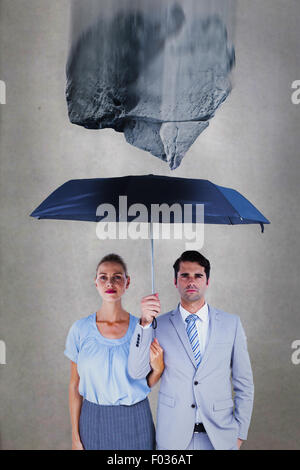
xmin=140 ymin=293 xmax=161 ymax=327
xmin=140 ymin=294 xmax=165 ymax=387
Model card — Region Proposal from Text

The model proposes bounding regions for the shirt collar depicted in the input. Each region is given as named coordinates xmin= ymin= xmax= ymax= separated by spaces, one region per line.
xmin=179 ymin=302 xmax=209 ymax=324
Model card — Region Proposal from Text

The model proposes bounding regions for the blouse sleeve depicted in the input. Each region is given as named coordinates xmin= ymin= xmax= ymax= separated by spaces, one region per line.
xmin=64 ymin=321 xmax=80 ymax=363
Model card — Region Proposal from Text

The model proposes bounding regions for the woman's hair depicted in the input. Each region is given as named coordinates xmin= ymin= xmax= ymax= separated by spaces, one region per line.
xmin=95 ymin=253 xmax=128 ymax=278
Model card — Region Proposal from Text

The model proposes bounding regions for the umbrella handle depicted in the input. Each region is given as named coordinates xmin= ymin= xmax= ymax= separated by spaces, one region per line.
xmin=150 ymin=223 xmax=157 ymax=330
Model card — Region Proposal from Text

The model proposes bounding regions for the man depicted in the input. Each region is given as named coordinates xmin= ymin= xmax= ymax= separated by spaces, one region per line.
xmin=128 ymin=251 xmax=254 ymax=450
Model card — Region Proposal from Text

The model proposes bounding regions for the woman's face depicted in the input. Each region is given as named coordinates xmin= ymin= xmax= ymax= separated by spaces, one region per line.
xmin=94 ymin=261 xmax=130 ymax=302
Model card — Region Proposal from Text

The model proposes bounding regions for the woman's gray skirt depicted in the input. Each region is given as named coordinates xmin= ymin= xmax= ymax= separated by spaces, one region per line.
xmin=79 ymin=397 xmax=155 ymax=450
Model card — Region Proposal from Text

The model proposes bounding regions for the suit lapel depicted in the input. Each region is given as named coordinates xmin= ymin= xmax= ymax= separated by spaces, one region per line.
xmin=169 ymin=304 xmax=198 ymax=368
xmin=196 ymin=304 xmax=219 ymax=373
xmin=169 ymin=304 xmax=221 ymax=372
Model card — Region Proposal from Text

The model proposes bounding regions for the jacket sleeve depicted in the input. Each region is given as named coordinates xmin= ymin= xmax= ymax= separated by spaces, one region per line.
xmin=231 ymin=316 xmax=254 ymax=441
xmin=128 ymin=321 xmax=154 ymax=380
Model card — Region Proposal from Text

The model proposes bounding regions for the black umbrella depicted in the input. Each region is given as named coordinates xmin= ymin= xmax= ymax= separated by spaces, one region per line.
xmin=31 ymin=174 xmax=270 ymax=327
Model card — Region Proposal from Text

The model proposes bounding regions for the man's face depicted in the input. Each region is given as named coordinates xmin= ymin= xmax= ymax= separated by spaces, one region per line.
xmin=175 ymin=261 xmax=209 ymax=303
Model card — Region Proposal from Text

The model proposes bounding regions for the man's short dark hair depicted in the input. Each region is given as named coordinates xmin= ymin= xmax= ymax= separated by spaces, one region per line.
xmin=173 ymin=251 xmax=210 ymax=284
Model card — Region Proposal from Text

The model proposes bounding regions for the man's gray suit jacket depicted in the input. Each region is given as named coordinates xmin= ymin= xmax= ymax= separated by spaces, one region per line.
xmin=128 ymin=304 xmax=254 ymax=450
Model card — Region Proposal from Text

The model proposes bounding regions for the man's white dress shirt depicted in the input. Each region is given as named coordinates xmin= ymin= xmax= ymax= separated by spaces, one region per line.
xmin=180 ymin=302 xmax=210 ymax=425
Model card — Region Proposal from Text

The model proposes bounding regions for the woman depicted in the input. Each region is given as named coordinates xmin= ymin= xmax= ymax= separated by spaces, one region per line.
xmin=64 ymin=253 xmax=164 ymax=450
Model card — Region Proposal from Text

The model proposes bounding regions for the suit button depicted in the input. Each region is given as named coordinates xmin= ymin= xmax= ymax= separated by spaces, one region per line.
xmin=191 ymin=404 xmax=196 ymax=408
xmin=194 ymin=381 xmax=198 ymax=385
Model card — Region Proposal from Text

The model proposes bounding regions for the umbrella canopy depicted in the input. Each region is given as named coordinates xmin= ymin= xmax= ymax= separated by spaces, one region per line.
xmin=30 ymin=174 xmax=270 ymax=230
xmin=30 ymin=174 xmax=270 ymax=328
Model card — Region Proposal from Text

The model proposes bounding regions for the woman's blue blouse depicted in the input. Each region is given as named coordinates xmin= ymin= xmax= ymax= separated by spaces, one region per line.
xmin=64 ymin=313 xmax=150 ymax=405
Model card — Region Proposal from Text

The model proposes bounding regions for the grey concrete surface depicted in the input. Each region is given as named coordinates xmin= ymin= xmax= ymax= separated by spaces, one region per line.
xmin=0 ymin=0 xmax=299 ymax=449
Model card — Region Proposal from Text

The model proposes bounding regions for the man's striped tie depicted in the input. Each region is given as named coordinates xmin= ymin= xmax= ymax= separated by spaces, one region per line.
xmin=185 ymin=314 xmax=201 ymax=367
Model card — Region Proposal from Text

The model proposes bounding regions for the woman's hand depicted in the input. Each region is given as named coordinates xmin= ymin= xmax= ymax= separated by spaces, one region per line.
xmin=150 ymin=338 xmax=164 ymax=373
xmin=147 ymin=338 xmax=164 ymax=388
xmin=237 ymin=438 xmax=243 ymax=450
xmin=72 ymin=435 xmax=84 ymax=450
xmin=69 ymin=362 xmax=84 ymax=450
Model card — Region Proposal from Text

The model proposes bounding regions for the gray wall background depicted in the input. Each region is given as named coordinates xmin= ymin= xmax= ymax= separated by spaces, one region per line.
xmin=0 ymin=0 xmax=300 ymax=450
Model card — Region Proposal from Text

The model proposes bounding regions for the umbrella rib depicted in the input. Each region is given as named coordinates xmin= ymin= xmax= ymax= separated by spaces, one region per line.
xmin=212 ymin=183 xmax=241 ymax=222
xmin=213 ymin=182 xmax=267 ymax=227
